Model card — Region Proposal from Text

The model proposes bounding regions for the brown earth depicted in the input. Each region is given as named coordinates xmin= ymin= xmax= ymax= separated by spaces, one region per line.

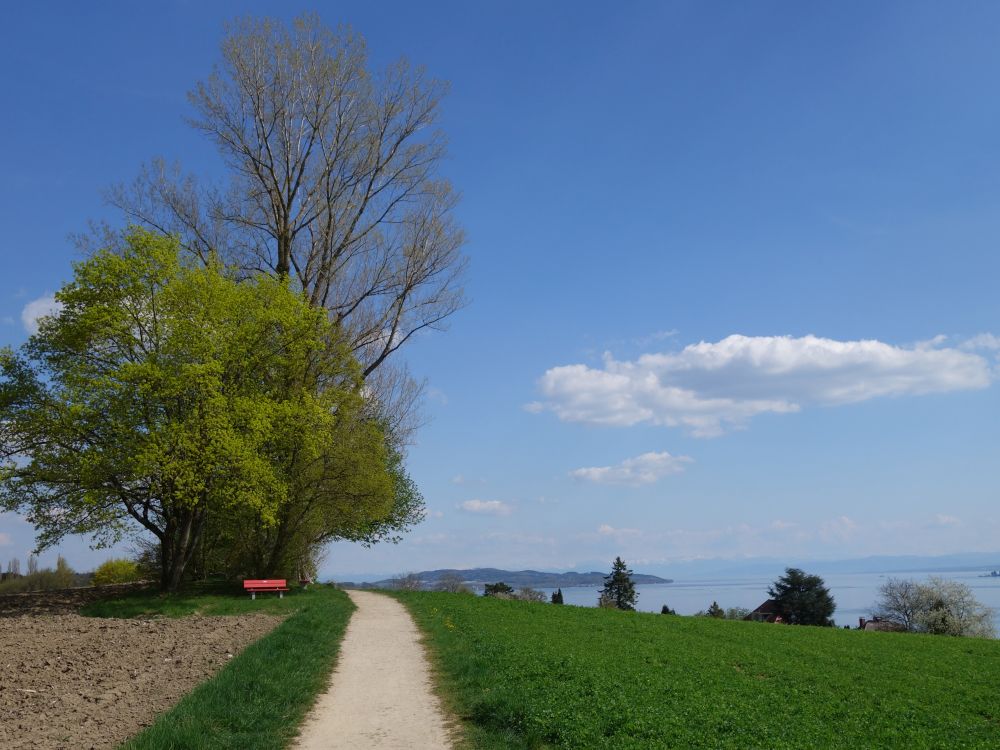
xmin=0 ymin=609 xmax=282 ymax=750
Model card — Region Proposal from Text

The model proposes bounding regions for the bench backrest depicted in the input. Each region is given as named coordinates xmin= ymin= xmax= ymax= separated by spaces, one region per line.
xmin=243 ymin=579 xmax=287 ymax=589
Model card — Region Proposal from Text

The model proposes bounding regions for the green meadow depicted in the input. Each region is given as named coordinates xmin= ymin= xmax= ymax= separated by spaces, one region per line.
xmin=395 ymin=591 xmax=1000 ymax=749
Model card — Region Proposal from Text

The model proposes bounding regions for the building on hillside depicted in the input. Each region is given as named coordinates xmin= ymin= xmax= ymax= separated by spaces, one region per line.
xmin=857 ymin=616 xmax=905 ymax=632
xmin=744 ymin=599 xmax=784 ymax=623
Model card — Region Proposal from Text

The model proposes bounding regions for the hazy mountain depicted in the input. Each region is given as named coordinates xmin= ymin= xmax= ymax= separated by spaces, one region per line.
xmin=345 ymin=567 xmax=672 ymax=590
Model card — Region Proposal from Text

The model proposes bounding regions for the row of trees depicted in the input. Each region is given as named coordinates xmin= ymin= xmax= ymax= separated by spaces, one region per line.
xmin=0 ymin=555 xmax=77 ymax=594
xmin=1 ymin=15 xmax=466 ymax=591
xmin=1 ymin=234 xmax=423 ymax=590
xmin=392 ymin=562 xmax=995 ymax=641
xmin=595 ymin=563 xmax=995 ymax=639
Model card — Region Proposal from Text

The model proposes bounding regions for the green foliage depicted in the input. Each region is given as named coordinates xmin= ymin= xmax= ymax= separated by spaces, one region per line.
xmin=0 ymin=229 xmax=406 ymax=589
xmin=660 ymin=604 xmax=675 ymax=615
xmin=395 ymin=591 xmax=1000 ymax=749
xmin=91 ymin=558 xmax=143 ymax=586
xmin=705 ymin=601 xmax=725 ymax=618
xmin=109 ymin=586 xmax=354 ymax=749
xmin=599 ymin=556 xmax=637 ymax=611
xmin=768 ymin=568 xmax=835 ymax=626
xmin=484 ymin=582 xmax=514 ymax=597
xmin=552 ymin=588 xmax=564 ymax=605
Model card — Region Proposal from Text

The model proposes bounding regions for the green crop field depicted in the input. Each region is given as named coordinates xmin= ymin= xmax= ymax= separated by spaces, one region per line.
xmin=394 ymin=592 xmax=1000 ymax=749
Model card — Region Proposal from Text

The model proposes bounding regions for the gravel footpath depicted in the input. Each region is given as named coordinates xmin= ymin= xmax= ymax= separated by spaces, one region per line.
xmin=294 ymin=590 xmax=454 ymax=749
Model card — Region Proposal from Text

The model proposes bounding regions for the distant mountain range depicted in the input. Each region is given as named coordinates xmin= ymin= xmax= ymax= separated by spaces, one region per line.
xmin=342 ymin=567 xmax=673 ymax=590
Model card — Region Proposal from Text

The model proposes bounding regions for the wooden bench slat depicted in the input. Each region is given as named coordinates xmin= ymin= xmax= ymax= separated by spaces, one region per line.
xmin=243 ymin=579 xmax=290 ymax=599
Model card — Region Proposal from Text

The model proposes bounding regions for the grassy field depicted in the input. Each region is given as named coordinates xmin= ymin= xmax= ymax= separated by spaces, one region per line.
xmin=394 ymin=591 xmax=1000 ymax=749
xmin=84 ymin=584 xmax=353 ymax=750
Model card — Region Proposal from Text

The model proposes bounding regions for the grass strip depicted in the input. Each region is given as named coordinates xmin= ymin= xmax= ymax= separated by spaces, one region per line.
xmin=394 ymin=591 xmax=1000 ymax=749
xmin=81 ymin=581 xmax=311 ymax=618
xmin=87 ymin=585 xmax=354 ymax=750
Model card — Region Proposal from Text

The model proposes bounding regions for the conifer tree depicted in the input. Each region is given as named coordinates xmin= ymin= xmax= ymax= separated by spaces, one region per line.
xmin=599 ymin=556 xmax=637 ymax=611
xmin=551 ymin=588 xmax=564 ymax=605
xmin=706 ymin=601 xmax=725 ymax=618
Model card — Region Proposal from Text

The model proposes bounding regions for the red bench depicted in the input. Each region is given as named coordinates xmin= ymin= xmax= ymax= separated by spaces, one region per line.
xmin=243 ymin=579 xmax=290 ymax=600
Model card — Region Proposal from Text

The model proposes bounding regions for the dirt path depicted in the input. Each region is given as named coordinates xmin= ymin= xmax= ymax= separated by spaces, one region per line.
xmin=294 ymin=590 xmax=453 ymax=750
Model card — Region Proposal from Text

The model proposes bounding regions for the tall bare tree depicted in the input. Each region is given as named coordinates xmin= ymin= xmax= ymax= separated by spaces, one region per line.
xmin=103 ymin=14 xmax=467 ymax=393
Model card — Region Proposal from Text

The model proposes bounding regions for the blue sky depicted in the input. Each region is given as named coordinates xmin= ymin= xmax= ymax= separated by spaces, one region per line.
xmin=1 ymin=2 xmax=998 ymax=579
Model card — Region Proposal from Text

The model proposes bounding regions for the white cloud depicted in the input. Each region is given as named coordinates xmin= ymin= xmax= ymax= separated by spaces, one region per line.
xmin=571 ymin=451 xmax=692 ymax=486
xmin=0 ymin=532 xmax=11 ymax=546
xmin=934 ymin=514 xmax=961 ymax=527
xmin=459 ymin=499 xmax=513 ymax=516
xmin=597 ymin=524 xmax=640 ymax=537
xmin=426 ymin=387 xmax=449 ymax=405
xmin=451 ymin=475 xmax=485 ymax=486
xmin=21 ymin=293 xmax=62 ymax=334
xmin=961 ymin=333 xmax=1000 ymax=351
xmin=535 ymin=334 xmax=994 ymax=437
xmin=819 ymin=515 xmax=859 ymax=543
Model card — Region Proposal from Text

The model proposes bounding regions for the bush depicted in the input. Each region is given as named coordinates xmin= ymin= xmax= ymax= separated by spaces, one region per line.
xmin=873 ymin=577 xmax=996 ymax=638
xmin=484 ymin=582 xmax=514 ymax=597
xmin=92 ymin=558 xmax=143 ymax=586
xmin=513 ymin=587 xmax=546 ymax=603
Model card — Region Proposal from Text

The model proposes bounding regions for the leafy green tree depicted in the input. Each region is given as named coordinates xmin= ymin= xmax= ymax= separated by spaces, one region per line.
xmin=600 ymin=557 xmax=638 ymax=611
xmin=0 ymin=230 xmax=402 ymax=590
xmin=768 ymin=568 xmax=836 ymax=626
xmin=484 ymin=582 xmax=514 ymax=597
xmin=706 ymin=601 xmax=725 ymax=618
xmin=552 ymin=588 xmax=564 ymax=605
xmin=660 ymin=604 xmax=675 ymax=615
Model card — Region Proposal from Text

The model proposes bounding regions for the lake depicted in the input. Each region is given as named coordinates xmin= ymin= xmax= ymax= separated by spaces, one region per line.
xmin=539 ymin=569 xmax=1000 ymax=629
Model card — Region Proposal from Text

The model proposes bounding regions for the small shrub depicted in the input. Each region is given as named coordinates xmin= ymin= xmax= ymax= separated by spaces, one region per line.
xmin=92 ymin=558 xmax=143 ymax=586
xmin=484 ymin=582 xmax=514 ymax=597
xmin=514 ymin=587 xmax=546 ymax=603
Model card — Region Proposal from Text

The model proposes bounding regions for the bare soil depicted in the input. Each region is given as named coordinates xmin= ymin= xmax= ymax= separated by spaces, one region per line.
xmin=0 ymin=606 xmax=282 ymax=750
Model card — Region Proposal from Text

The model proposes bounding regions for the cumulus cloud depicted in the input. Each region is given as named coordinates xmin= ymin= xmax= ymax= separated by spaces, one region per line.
xmin=571 ymin=451 xmax=692 ymax=486
xmin=21 ymin=293 xmax=62 ymax=334
xmin=961 ymin=333 xmax=1000 ymax=351
xmin=459 ymin=499 xmax=513 ymax=516
xmin=597 ymin=524 xmax=641 ymax=537
xmin=534 ymin=334 xmax=994 ymax=436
